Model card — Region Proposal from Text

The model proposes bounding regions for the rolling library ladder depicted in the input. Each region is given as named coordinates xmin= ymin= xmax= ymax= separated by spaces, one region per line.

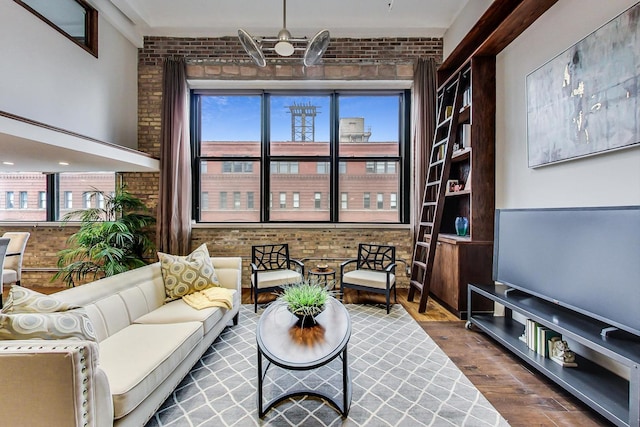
xmin=408 ymin=71 xmax=467 ymax=313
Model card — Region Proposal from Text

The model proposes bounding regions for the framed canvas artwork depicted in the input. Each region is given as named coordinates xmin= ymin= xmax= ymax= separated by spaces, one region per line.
xmin=526 ymin=3 xmax=640 ymax=168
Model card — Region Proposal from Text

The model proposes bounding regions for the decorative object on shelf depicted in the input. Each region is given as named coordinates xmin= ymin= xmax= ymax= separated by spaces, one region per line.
xmin=454 ymin=216 xmax=469 ymax=236
xmin=526 ymin=2 xmax=640 ymax=167
xmin=238 ymin=0 xmax=330 ymax=67
xmin=277 ymin=281 xmax=332 ymax=327
xmin=447 ymin=180 xmax=459 ymax=193
xmin=316 ymin=263 xmax=329 ymax=271
xmin=549 ymin=337 xmax=578 ymax=367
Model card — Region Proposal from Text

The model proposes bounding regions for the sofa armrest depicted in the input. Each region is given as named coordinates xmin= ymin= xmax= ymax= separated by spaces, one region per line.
xmin=211 ymin=257 xmax=242 ymax=294
xmin=0 ymin=340 xmax=113 ymax=427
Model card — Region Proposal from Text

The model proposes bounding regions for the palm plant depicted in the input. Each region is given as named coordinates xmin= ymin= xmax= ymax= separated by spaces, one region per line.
xmin=54 ymin=185 xmax=156 ymax=287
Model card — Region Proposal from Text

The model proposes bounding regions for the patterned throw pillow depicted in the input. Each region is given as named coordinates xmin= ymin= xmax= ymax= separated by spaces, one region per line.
xmin=2 ymin=285 xmax=79 ymax=314
xmin=158 ymin=244 xmax=220 ymax=302
xmin=0 ymin=309 xmax=97 ymax=342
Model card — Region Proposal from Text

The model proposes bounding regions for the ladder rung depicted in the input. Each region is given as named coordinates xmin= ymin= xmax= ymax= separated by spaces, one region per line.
xmin=425 ymin=181 xmax=439 ymax=188
xmin=434 ymin=138 xmax=448 ymax=147
xmin=419 ymin=221 xmax=434 ymax=227
xmin=431 ymin=159 xmax=445 ymax=167
xmin=437 ymin=116 xmax=452 ymax=128
xmin=412 ymin=261 xmax=426 ymax=271
xmin=423 ymin=202 xmax=437 ymax=207
xmin=409 ymin=280 xmax=425 ymax=291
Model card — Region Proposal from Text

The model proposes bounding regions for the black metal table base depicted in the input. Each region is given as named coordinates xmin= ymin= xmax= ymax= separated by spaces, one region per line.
xmin=257 ymin=348 xmax=352 ymax=418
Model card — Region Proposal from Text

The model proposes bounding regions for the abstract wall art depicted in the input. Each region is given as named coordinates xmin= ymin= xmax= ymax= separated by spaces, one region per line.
xmin=526 ymin=3 xmax=640 ymax=168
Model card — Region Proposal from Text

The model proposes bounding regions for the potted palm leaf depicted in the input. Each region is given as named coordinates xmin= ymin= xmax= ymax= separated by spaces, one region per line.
xmin=54 ymin=185 xmax=155 ymax=287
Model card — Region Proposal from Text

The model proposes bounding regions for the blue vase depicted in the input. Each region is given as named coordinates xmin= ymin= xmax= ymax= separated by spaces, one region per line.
xmin=455 ymin=217 xmax=469 ymax=236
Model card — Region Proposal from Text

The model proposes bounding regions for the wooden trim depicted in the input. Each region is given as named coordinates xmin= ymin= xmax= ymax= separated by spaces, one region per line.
xmin=437 ymin=0 xmax=558 ymax=85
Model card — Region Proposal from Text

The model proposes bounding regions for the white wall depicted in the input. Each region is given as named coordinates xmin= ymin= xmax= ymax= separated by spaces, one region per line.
xmin=442 ymin=0 xmax=492 ymax=60
xmin=496 ymin=0 xmax=640 ymax=209
xmin=0 ymin=2 xmax=138 ymax=149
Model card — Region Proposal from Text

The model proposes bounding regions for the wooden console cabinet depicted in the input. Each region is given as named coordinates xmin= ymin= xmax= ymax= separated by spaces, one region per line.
xmin=429 ymin=236 xmax=493 ymax=318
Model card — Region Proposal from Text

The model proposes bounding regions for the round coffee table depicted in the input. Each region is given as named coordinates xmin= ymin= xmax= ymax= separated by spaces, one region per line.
xmin=256 ymin=297 xmax=352 ymax=418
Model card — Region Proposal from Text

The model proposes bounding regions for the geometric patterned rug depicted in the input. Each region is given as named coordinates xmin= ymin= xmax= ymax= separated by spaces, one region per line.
xmin=145 ymin=304 xmax=510 ymax=427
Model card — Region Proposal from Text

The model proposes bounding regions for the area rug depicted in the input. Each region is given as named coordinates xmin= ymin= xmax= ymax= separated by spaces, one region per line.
xmin=145 ymin=304 xmax=510 ymax=427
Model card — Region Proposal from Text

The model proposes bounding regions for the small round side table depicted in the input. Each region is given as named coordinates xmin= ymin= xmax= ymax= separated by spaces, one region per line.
xmin=308 ymin=267 xmax=336 ymax=289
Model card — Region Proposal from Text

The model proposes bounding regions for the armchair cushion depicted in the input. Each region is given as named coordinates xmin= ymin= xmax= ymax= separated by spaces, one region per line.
xmin=251 ymin=269 xmax=302 ymax=289
xmin=158 ymin=244 xmax=220 ymax=302
xmin=342 ymin=270 xmax=395 ymax=289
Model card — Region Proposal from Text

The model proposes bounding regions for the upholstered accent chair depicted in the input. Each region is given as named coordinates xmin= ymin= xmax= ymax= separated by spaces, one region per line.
xmin=2 ymin=232 xmax=30 ymax=288
xmin=340 ymin=244 xmax=397 ymax=314
xmin=251 ymin=244 xmax=304 ymax=312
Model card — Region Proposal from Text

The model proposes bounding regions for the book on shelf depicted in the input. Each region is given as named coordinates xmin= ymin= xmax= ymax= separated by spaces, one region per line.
xmin=521 ymin=319 xmax=562 ymax=359
xmin=461 ymin=124 xmax=471 ymax=148
xmin=445 ymin=105 xmax=453 ymax=118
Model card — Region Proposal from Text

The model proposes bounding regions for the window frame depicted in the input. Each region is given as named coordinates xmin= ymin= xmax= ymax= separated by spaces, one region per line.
xmin=192 ymin=89 xmax=411 ymax=224
xmin=14 ymin=0 xmax=99 ymax=57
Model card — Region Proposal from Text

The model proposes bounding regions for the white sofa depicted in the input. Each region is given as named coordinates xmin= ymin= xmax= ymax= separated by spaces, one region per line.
xmin=0 ymin=256 xmax=242 ymax=427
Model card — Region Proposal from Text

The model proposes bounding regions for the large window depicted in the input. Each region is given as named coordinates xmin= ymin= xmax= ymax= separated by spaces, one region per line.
xmin=193 ymin=90 xmax=410 ymax=223
xmin=0 ymin=172 xmax=116 ymax=221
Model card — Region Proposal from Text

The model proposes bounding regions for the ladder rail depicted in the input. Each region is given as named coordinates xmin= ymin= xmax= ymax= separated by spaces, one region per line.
xmin=409 ymin=70 xmax=466 ymax=313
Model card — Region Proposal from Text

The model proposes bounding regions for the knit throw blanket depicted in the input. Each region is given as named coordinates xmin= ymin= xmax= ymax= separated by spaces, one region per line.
xmin=182 ymin=287 xmax=236 ymax=310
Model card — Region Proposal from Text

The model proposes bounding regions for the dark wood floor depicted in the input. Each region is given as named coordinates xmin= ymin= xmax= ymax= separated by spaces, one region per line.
xmin=12 ymin=285 xmax=611 ymax=426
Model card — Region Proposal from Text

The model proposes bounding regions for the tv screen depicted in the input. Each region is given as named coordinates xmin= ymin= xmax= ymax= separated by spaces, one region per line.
xmin=493 ymin=206 xmax=640 ymax=337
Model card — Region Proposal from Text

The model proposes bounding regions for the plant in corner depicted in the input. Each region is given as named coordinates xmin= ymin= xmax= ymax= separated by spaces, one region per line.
xmin=54 ymin=185 xmax=156 ymax=287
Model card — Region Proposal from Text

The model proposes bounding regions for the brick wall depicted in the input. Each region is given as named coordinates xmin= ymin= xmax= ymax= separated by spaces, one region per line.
xmin=4 ymin=35 xmax=441 ymax=289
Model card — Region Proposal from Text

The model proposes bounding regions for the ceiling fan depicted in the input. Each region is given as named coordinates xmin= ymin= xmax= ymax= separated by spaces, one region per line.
xmin=238 ymin=0 xmax=330 ymax=67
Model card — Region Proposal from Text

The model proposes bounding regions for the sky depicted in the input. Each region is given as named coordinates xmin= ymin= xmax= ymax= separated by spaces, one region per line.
xmin=200 ymin=94 xmax=400 ymax=142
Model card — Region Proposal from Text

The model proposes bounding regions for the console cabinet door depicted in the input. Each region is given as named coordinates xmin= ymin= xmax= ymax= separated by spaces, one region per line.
xmin=430 ymin=239 xmax=494 ymax=318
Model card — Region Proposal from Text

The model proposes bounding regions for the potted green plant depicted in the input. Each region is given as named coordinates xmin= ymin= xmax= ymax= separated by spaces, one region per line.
xmin=54 ymin=185 xmax=156 ymax=287
xmin=277 ymin=280 xmax=334 ymax=326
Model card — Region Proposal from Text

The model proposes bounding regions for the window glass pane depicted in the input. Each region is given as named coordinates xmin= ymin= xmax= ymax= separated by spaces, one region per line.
xmin=270 ymin=95 xmax=330 ymax=156
xmin=58 ymin=172 xmax=116 ymax=219
xmin=270 ymin=161 xmax=329 ymax=221
xmin=339 ymin=161 xmax=399 ymax=222
xmin=199 ymin=160 xmax=260 ymax=222
xmin=339 ymin=95 xmax=399 ymax=157
xmin=200 ymin=95 xmax=261 ymax=157
xmin=16 ymin=0 xmax=97 ymax=55
xmin=0 ymin=173 xmax=47 ymax=221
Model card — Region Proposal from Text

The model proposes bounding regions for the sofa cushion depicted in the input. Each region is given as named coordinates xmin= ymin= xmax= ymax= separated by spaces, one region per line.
xmin=133 ymin=298 xmax=226 ymax=335
xmin=0 ymin=309 xmax=98 ymax=342
xmin=2 ymin=285 xmax=79 ymax=313
xmin=99 ymin=322 xmax=202 ymax=419
xmin=158 ymin=244 xmax=220 ymax=302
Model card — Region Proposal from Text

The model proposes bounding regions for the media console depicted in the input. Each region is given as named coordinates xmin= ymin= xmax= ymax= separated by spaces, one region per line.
xmin=467 ymin=283 xmax=639 ymax=427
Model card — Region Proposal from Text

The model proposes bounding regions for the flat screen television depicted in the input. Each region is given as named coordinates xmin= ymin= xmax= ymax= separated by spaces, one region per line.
xmin=493 ymin=206 xmax=640 ymax=337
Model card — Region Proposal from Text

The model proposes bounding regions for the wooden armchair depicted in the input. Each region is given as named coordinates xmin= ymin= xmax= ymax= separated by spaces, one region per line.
xmin=251 ymin=244 xmax=304 ymax=312
xmin=340 ymin=244 xmax=397 ymax=313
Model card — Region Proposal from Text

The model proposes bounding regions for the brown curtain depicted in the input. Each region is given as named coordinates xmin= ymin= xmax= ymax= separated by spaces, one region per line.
xmin=157 ymin=57 xmax=192 ymax=255
xmin=411 ymin=57 xmax=437 ymax=243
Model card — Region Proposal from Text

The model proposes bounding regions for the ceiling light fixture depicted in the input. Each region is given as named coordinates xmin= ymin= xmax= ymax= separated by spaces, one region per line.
xmin=238 ymin=0 xmax=330 ymax=67
xmin=2 ymin=161 xmax=14 ymax=165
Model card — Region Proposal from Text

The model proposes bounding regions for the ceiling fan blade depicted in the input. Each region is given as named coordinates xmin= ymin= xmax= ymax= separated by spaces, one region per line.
xmin=304 ymin=29 xmax=330 ymax=66
xmin=238 ymin=29 xmax=266 ymax=67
